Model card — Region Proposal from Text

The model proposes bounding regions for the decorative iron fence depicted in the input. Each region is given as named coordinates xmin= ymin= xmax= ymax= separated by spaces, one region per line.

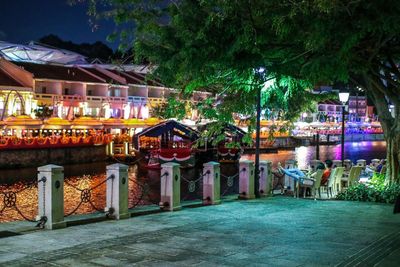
xmin=128 ymin=174 xmax=160 ymax=209
xmin=180 ymin=174 xmax=203 ymax=201
xmin=220 ymin=172 xmax=240 ymax=197
xmin=64 ymin=175 xmax=110 ymax=217
xmin=0 ymin=178 xmax=45 ymax=223
xmin=1 ymin=161 xmax=247 ymax=225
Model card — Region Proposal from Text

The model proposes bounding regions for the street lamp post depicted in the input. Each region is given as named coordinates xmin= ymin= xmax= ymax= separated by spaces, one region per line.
xmin=255 ymin=86 xmax=261 ymax=197
xmin=254 ymin=67 xmax=265 ymax=198
xmin=339 ymin=92 xmax=350 ymax=166
xmin=254 ymin=68 xmax=275 ymax=197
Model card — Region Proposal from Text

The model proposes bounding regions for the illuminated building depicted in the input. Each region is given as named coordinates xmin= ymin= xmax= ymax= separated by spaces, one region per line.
xmin=0 ymin=42 xmax=212 ymax=131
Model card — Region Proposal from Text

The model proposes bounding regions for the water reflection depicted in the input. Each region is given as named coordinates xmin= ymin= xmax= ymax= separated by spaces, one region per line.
xmin=242 ymin=141 xmax=387 ymax=169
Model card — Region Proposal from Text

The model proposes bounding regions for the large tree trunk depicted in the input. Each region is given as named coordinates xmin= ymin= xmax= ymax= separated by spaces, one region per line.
xmin=363 ymin=74 xmax=400 ymax=183
xmin=384 ymin=126 xmax=400 ymax=183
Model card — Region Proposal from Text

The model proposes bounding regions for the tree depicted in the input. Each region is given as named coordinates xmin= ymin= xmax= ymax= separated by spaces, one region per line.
xmin=97 ymin=0 xmax=400 ymax=181
xmin=86 ymin=1 xmax=400 ymax=182
xmin=265 ymin=0 xmax=400 ymax=182
xmin=151 ymin=95 xmax=188 ymax=120
xmin=39 ymin=34 xmax=115 ymax=62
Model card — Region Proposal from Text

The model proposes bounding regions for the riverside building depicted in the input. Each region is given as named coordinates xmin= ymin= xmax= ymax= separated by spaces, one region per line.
xmin=0 ymin=41 xmax=212 ymax=135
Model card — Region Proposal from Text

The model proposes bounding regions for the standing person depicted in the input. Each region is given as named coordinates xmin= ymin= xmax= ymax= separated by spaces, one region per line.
xmin=320 ymin=159 xmax=333 ymax=186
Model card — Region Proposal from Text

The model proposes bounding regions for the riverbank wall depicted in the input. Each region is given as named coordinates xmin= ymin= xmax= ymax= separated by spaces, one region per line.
xmin=292 ymin=133 xmax=385 ymax=146
xmin=344 ymin=133 xmax=384 ymax=142
xmin=0 ymin=145 xmax=107 ymax=169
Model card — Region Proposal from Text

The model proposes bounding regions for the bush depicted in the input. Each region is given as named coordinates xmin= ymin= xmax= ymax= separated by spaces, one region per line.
xmin=336 ymin=174 xmax=400 ymax=204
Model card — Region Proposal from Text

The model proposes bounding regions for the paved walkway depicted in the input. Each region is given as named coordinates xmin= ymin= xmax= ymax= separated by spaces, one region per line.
xmin=0 ymin=197 xmax=399 ymax=266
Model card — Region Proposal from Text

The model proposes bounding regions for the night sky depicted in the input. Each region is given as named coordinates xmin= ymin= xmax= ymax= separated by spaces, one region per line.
xmin=0 ymin=0 xmax=117 ymax=49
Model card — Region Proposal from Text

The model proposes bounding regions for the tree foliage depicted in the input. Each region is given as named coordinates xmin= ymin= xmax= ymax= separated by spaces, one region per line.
xmin=86 ymin=0 xmax=400 ymax=181
xmin=39 ymin=34 xmax=115 ymax=62
xmin=84 ymin=0 xmax=325 ymax=121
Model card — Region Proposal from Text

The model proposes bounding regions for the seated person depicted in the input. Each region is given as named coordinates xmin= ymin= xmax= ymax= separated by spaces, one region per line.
xmin=278 ymin=162 xmax=324 ymax=181
xmin=375 ymin=159 xmax=386 ymax=173
xmin=311 ymin=162 xmax=326 ymax=177
xmin=365 ymin=164 xmax=376 ymax=177
xmin=365 ymin=159 xmax=386 ymax=177
xmin=320 ymin=159 xmax=333 ymax=186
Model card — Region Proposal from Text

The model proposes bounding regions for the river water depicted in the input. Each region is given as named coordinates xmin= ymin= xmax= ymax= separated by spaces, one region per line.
xmin=242 ymin=141 xmax=387 ymax=168
xmin=0 ymin=141 xmax=387 ymax=222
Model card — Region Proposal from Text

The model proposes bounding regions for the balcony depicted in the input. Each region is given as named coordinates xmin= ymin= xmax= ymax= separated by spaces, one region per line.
xmin=35 ymin=93 xmax=83 ymax=102
xmin=148 ymin=97 xmax=165 ymax=106
xmin=85 ymin=96 xmax=127 ymax=103
xmin=128 ymin=96 xmax=147 ymax=104
xmin=35 ymin=93 xmax=128 ymax=106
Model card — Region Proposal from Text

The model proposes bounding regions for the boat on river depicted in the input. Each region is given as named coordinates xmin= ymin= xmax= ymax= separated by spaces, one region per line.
xmin=133 ymin=120 xmax=200 ymax=169
xmin=198 ymin=122 xmax=247 ymax=163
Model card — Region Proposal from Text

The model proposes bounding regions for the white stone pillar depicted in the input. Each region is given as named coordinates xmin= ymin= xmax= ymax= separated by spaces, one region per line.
xmin=160 ymin=162 xmax=181 ymax=211
xmin=37 ymin=164 xmax=66 ymax=230
xmin=202 ymin=161 xmax=221 ymax=205
xmin=259 ymin=160 xmax=272 ymax=197
xmin=239 ymin=160 xmax=255 ymax=199
xmin=284 ymin=159 xmax=297 ymax=191
xmin=106 ymin=163 xmax=129 ymax=220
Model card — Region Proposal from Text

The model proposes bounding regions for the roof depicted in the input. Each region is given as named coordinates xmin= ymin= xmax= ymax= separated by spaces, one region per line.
xmin=0 ymin=68 xmax=25 ymax=87
xmin=13 ymin=62 xmax=104 ymax=83
xmin=125 ymin=71 xmax=163 ymax=87
xmin=0 ymin=41 xmax=87 ymax=64
xmin=133 ymin=120 xmax=199 ymax=149
xmin=81 ymin=67 xmax=126 ymax=85
xmin=318 ymin=99 xmax=342 ymax=105
xmin=108 ymin=69 xmax=144 ymax=85
xmin=94 ymin=68 xmax=164 ymax=87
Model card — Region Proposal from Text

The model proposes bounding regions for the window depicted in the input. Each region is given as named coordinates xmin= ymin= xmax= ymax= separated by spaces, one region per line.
xmin=64 ymin=88 xmax=69 ymax=95
xmin=88 ymin=90 xmax=92 ymax=96
xmin=114 ymin=89 xmax=121 ymax=97
xmin=42 ymin=87 xmax=47 ymax=94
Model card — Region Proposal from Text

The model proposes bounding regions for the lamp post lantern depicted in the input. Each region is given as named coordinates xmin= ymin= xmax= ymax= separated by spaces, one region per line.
xmin=339 ymin=92 xmax=350 ymax=165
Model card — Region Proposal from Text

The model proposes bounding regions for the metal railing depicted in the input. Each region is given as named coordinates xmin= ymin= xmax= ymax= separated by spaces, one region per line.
xmin=1 ymin=162 xmax=253 ymax=226
xmin=220 ymin=172 xmax=240 ymax=197
xmin=0 ymin=179 xmax=44 ymax=223
xmin=64 ymin=175 xmax=111 ymax=217
xmin=128 ymin=175 xmax=160 ymax=209
xmin=180 ymin=172 xmax=205 ymax=201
